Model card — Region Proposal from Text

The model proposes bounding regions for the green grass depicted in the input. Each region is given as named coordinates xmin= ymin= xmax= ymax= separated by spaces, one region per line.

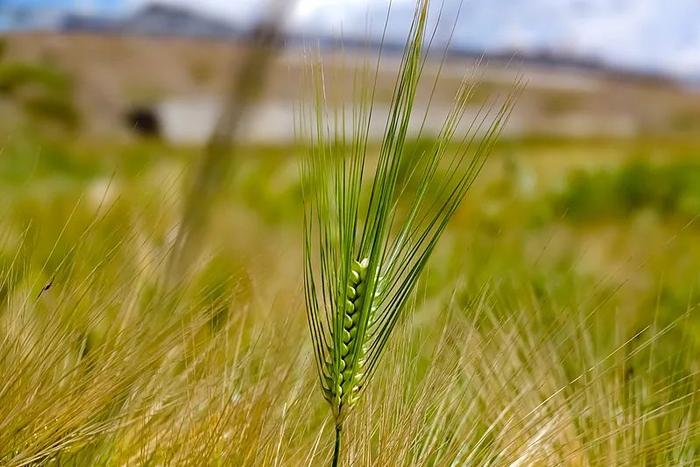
xmin=0 ymin=127 xmax=698 ymax=464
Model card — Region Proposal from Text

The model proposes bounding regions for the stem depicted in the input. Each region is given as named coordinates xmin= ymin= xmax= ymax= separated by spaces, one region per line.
xmin=332 ymin=424 xmax=342 ymax=467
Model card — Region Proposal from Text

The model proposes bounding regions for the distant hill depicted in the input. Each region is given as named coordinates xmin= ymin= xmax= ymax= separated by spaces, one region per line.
xmin=57 ymin=3 xmax=679 ymax=88
xmin=61 ymin=3 xmax=241 ymax=38
xmin=4 ymin=0 xmax=700 ymax=81
xmin=4 ymin=32 xmax=699 ymax=143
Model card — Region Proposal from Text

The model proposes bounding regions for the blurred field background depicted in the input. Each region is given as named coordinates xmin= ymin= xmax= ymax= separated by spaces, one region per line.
xmin=1 ymin=1 xmax=700 ymax=465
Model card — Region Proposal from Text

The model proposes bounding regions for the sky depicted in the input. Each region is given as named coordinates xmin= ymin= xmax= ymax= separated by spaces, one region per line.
xmin=3 ymin=0 xmax=700 ymax=79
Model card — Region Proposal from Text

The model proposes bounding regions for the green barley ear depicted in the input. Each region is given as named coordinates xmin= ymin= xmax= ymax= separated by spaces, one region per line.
xmin=300 ymin=0 xmax=521 ymax=464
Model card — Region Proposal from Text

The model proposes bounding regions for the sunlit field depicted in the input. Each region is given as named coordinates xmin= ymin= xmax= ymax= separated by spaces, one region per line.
xmin=2 ymin=18 xmax=700 ymax=466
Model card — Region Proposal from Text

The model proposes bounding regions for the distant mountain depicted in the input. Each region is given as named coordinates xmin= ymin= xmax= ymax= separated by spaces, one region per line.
xmin=304 ymin=0 xmax=700 ymax=80
xmin=4 ymin=0 xmax=700 ymax=80
xmin=62 ymin=3 xmax=240 ymax=38
xmin=8 ymin=1 xmax=691 ymax=85
xmin=60 ymin=14 xmax=120 ymax=33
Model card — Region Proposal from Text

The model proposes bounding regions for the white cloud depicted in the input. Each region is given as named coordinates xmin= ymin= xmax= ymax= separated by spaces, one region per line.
xmin=116 ymin=0 xmax=700 ymax=77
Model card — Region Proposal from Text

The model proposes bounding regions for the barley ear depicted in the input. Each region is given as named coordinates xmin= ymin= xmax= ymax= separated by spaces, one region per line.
xmin=301 ymin=0 xmax=521 ymax=463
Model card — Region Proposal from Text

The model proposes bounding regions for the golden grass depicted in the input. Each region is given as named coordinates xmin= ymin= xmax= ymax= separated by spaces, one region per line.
xmin=0 ymin=176 xmax=698 ymax=465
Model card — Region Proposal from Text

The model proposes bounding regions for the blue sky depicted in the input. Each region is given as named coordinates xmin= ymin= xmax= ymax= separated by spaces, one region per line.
xmin=3 ymin=0 xmax=700 ymax=79
xmin=1 ymin=0 xmax=124 ymax=13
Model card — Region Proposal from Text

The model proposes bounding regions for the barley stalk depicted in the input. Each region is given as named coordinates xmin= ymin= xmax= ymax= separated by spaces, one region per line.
xmin=300 ymin=0 xmax=521 ymax=464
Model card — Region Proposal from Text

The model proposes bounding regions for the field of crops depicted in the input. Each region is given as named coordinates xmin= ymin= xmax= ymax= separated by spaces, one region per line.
xmin=1 ymin=127 xmax=699 ymax=464
xmin=2 ymin=16 xmax=700 ymax=466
